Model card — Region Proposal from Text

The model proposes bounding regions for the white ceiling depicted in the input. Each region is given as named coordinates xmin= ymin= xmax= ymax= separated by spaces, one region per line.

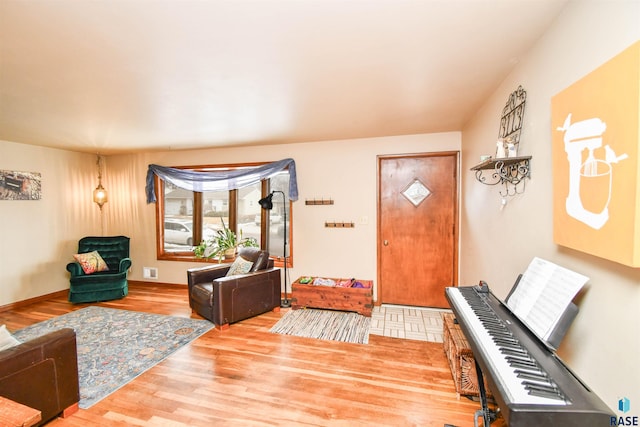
xmin=0 ymin=0 xmax=567 ymax=154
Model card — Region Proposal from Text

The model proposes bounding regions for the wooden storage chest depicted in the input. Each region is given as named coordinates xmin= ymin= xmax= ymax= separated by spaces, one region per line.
xmin=291 ymin=277 xmax=373 ymax=317
xmin=442 ymin=312 xmax=492 ymax=399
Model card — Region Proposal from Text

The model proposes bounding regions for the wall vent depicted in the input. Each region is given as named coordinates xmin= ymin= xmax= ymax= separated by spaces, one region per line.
xmin=143 ymin=267 xmax=158 ymax=280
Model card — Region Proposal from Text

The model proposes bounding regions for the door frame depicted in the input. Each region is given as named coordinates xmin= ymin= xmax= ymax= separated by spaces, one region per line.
xmin=376 ymin=151 xmax=460 ymax=306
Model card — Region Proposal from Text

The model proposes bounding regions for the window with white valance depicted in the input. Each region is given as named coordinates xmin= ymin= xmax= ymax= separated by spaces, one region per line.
xmin=146 ymin=159 xmax=297 ymax=263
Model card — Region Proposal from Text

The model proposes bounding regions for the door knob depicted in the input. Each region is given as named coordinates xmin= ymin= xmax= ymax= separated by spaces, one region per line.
xmin=383 ymin=240 xmax=389 ymax=246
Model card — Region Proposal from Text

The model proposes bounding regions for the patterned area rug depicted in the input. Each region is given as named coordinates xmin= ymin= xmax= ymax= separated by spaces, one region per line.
xmin=269 ymin=308 xmax=370 ymax=344
xmin=13 ymin=306 xmax=213 ymax=409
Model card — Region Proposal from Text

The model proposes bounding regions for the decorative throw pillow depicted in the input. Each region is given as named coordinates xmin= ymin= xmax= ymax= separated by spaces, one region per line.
xmin=0 ymin=324 xmax=21 ymax=351
xmin=73 ymin=250 xmax=109 ymax=274
xmin=226 ymin=256 xmax=254 ymax=277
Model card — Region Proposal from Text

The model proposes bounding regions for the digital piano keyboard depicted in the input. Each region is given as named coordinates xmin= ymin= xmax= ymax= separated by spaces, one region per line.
xmin=445 ymin=284 xmax=613 ymax=427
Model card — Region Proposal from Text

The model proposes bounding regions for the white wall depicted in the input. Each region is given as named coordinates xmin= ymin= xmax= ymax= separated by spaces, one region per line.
xmin=0 ymin=132 xmax=460 ymax=306
xmin=108 ymin=132 xmax=461 ymax=303
xmin=0 ymin=140 xmax=102 ymax=305
xmin=1 ymin=133 xmax=460 ymax=307
xmin=460 ymin=0 xmax=640 ymax=411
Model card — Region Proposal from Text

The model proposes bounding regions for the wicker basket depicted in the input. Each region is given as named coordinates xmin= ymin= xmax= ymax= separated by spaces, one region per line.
xmin=442 ymin=313 xmax=492 ymax=399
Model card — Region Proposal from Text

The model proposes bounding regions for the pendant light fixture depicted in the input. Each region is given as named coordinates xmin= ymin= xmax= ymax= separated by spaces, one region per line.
xmin=93 ymin=154 xmax=108 ymax=210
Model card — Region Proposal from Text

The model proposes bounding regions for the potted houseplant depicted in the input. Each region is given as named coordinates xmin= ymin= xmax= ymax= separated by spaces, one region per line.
xmin=194 ymin=219 xmax=258 ymax=262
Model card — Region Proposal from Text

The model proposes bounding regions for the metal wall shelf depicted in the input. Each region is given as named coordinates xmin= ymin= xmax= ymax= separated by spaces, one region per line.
xmin=471 ymin=156 xmax=532 ymax=196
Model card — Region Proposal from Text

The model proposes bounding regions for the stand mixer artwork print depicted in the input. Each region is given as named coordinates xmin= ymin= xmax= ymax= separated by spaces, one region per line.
xmin=557 ymin=113 xmax=627 ymax=230
xmin=552 ymin=41 xmax=640 ymax=267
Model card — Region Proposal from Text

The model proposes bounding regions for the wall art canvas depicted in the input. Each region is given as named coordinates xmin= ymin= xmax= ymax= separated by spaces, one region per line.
xmin=551 ymin=41 xmax=640 ymax=267
xmin=0 ymin=170 xmax=42 ymax=200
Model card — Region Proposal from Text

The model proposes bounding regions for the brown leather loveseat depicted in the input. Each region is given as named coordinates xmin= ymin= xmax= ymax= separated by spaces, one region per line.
xmin=0 ymin=328 xmax=80 ymax=425
xmin=187 ymin=247 xmax=282 ymax=329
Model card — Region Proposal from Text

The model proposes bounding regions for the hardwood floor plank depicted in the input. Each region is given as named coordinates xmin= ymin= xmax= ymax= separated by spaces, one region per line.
xmin=1 ymin=283 xmax=504 ymax=426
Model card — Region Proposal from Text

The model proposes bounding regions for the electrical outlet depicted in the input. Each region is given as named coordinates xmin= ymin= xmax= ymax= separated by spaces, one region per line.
xmin=143 ymin=267 xmax=158 ymax=280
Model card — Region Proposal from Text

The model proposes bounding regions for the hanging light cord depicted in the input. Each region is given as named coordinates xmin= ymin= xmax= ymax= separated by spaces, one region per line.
xmin=96 ymin=154 xmax=105 ymax=235
xmin=96 ymin=154 xmax=103 ymax=184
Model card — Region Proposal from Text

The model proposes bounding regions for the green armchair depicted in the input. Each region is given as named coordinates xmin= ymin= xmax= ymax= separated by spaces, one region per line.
xmin=66 ymin=236 xmax=131 ymax=303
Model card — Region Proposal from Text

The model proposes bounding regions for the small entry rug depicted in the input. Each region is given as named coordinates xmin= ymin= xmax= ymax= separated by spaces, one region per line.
xmin=13 ymin=306 xmax=214 ymax=409
xmin=269 ymin=309 xmax=370 ymax=344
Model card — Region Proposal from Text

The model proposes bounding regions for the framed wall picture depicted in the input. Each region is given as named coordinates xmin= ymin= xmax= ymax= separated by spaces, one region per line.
xmin=551 ymin=41 xmax=639 ymax=267
xmin=0 ymin=170 xmax=42 ymax=200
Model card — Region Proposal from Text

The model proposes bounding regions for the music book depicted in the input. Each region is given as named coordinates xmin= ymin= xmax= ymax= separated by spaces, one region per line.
xmin=506 ymin=257 xmax=588 ymax=347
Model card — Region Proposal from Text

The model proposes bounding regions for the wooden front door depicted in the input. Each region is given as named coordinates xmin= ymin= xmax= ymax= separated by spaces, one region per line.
xmin=378 ymin=152 xmax=459 ymax=308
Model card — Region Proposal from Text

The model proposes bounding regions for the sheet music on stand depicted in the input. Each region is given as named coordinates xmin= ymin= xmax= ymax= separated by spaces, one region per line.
xmin=506 ymin=257 xmax=588 ymax=344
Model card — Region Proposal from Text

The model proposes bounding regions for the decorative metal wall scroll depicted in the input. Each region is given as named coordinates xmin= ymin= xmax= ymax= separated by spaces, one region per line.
xmin=497 ymin=85 xmax=527 ymax=158
xmin=472 ymin=85 xmax=531 ymax=198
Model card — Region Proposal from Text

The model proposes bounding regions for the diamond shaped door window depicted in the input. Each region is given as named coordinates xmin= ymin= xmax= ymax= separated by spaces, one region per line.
xmin=401 ymin=178 xmax=432 ymax=207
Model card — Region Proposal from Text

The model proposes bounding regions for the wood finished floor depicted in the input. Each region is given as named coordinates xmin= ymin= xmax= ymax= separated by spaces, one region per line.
xmin=0 ymin=283 xmax=505 ymax=427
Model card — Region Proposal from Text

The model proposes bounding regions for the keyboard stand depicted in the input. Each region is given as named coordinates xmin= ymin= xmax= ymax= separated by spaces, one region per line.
xmin=474 ymin=360 xmax=498 ymax=427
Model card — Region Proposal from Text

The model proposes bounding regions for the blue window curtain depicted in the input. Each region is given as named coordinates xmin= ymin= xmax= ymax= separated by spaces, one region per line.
xmin=145 ymin=158 xmax=298 ymax=203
